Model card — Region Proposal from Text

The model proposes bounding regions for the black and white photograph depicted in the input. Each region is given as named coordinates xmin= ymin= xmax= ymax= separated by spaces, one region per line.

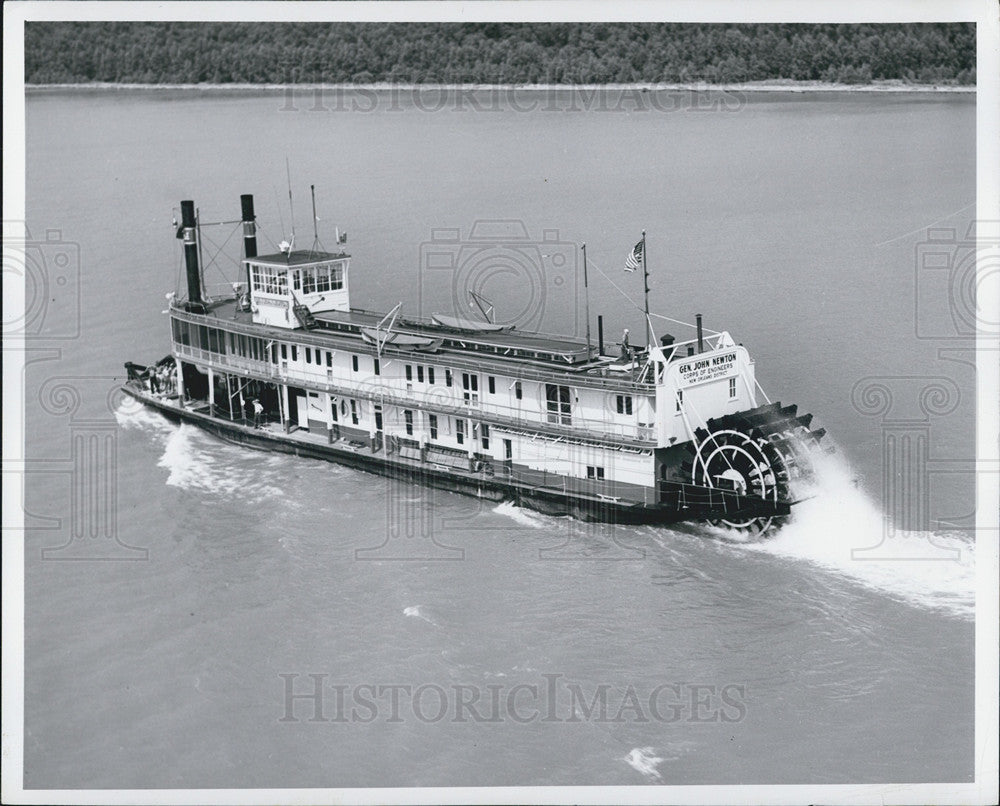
xmin=3 ymin=1 xmax=998 ymax=804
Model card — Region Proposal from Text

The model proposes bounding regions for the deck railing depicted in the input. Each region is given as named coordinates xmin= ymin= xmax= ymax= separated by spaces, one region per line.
xmin=170 ymin=302 xmax=656 ymax=393
xmin=174 ymin=341 xmax=656 ymax=448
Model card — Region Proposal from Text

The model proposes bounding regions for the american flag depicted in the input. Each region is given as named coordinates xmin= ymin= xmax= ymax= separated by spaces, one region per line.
xmin=624 ymin=239 xmax=644 ymax=272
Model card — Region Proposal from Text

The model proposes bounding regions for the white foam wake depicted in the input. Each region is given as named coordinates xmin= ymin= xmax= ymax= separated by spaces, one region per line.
xmin=114 ymin=399 xmax=175 ymax=435
xmin=744 ymin=450 xmax=975 ymax=618
xmin=492 ymin=501 xmax=549 ymax=529
xmin=155 ymin=424 xmax=282 ymax=502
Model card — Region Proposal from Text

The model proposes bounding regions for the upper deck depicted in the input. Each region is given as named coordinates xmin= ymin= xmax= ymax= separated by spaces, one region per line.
xmin=172 ymin=295 xmax=658 ymax=391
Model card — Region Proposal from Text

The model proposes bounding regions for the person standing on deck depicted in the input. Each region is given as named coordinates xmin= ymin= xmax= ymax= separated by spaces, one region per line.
xmin=252 ymin=398 xmax=264 ymax=428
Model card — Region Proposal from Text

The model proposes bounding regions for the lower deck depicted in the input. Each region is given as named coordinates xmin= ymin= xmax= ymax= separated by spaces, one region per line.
xmin=140 ymin=386 xmax=661 ymax=508
xmin=122 ymin=367 xmax=792 ymax=528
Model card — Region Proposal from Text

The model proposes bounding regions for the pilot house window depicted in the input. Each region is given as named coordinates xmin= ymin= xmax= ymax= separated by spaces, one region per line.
xmin=616 ymin=395 xmax=633 ymax=415
xmin=250 ymin=264 xmax=289 ymax=296
xmin=729 ymin=377 xmax=737 ymax=398
xmin=298 ymin=262 xmax=345 ymax=295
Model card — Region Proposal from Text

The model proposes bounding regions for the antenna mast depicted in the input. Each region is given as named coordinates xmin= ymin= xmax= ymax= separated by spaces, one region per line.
xmin=310 ymin=184 xmax=323 ymax=253
xmin=286 ymin=157 xmax=295 ymax=251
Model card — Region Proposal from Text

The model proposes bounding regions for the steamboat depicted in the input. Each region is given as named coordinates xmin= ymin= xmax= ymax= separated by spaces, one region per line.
xmin=123 ymin=194 xmax=828 ymax=533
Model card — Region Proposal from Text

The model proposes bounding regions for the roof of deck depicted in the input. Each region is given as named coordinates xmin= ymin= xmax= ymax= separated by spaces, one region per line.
xmin=184 ymin=297 xmax=649 ymax=385
xmin=251 ymin=249 xmax=350 ymax=265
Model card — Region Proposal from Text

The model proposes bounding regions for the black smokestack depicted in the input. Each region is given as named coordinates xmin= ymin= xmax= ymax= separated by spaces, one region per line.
xmin=241 ymin=194 xmax=257 ymax=259
xmin=597 ymin=315 xmax=604 ymax=356
xmin=696 ymin=313 xmax=704 ymax=353
xmin=180 ymin=200 xmax=203 ymax=311
xmin=241 ymin=194 xmax=257 ymax=293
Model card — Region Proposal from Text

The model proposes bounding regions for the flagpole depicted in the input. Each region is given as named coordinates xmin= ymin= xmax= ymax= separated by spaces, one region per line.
xmin=641 ymin=230 xmax=650 ymax=346
xmin=582 ymin=243 xmax=592 ymax=358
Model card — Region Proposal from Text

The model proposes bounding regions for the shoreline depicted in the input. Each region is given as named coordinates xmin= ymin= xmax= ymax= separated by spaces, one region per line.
xmin=25 ymin=80 xmax=975 ymax=94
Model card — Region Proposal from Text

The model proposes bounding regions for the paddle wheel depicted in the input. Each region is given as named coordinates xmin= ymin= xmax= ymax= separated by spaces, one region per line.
xmin=682 ymin=402 xmax=828 ymax=534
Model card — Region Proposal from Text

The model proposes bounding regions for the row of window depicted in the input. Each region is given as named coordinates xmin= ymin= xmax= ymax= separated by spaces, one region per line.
xmin=282 ymin=350 xmax=534 ymax=407
xmin=377 ymin=405 xmax=492 ymax=450
xmin=173 ymin=320 xmax=271 ymax=362
xmin=250 ymin=264 xmax=289 ymax=296
xmin=292 ymin=262 xmax=345 ymax=295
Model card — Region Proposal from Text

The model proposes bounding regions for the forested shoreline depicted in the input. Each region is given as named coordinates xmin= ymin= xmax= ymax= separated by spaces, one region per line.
xmin=25 ymin=22 xmax=975 ymax=86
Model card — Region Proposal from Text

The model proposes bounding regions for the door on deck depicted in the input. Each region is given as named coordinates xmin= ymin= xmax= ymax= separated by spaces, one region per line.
xmin=296 ymin=394 xmax=310 ymax=431
xmin=306 ymin=391 xmax=326 ymax=431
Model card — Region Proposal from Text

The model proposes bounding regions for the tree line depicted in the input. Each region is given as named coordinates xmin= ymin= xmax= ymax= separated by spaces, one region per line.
xmin=25 ymin=22 xmax=975 ymax=86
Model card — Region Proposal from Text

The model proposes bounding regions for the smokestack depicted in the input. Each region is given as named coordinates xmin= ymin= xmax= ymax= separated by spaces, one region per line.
xmin=240 ymin=194 xmax=257 ymax=292
xmin=180 ymin=200 xmax=203 ymax=311
xmin=696 ymin=313 xmax=704 ymax=353
xmin=597 ymin=315 xmax=604 ymax=356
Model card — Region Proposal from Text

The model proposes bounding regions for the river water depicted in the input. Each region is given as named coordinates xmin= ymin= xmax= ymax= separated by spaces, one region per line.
xmin=22 ymin=88 xmax=976 ymax=788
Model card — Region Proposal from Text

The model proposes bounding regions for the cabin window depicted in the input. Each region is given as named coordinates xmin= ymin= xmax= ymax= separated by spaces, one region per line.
xmin=515 ymin=381 xmax=522 ymax=400
xmin=171 ymin=319 xmax=185 ymax=345
xmin=350 ymin=399 xmax=359 ymax=425
xmin=480 ymin=423 xmax=490 ymax=450
xmin=445 ymin=369 xmax=453 ymax=387
xmin=374 ymin=358 xmax=380 ymax=376
xmin=616 ymin=395 xmax=633 ymax=416
xmin=428 ymin=367 xmax=435 ymax=385
xmin=587 ymin=466 xmax=605 ymax=480
xmin=462 ymin=373 xmax=479 ymax=404
xmin=545 ymin=384 xmax=572 ymax=425
xmin=330 ymin=401 xmax=338 ymax=422
xmin=281 ymin=344 xmax=288 ymax=360
xmin=292 ymin=271 xmax=301 ymax=291
xmin=429 ymin=414 xmax=438 ymax=440
xmin=316 ymin=263 xmax=332 ymax=293
xmin=488 ymin=376 xmax=495 ymax=395
xmin=326 ymin=351 xmax=333 ymax=368
xmin=305 ymin=347 xmax=312 ymax=364
xmin=417 ymin=366 xmax=424 ymax=383
xmin=456 ymin=419 xmax=466 ymax=445
xmin=404 ymin=410 xmax=413 ymax=436
xmin=676 ymin=390 xmax=683 ymax=412
xmin=352 ymin=355 xmax=359 ymax=372
xmin=729 ymin=377 xmax=737 ymax=399
xmin=250 ymin=264 xmax=287 ymax=296
xmin=291 ymin=345 xmax=298 ymax=362
xmin=374 ymin=406 xmax=383 ymax=432
xmin=330 ymin=262 xmax=344 ymax=291
xmin=405 ymin=365 xmax=413 ymax=382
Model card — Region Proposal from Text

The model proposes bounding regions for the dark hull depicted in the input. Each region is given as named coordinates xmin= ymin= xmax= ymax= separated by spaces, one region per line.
xmin=121 ymin=384 xmax=785 ymax=527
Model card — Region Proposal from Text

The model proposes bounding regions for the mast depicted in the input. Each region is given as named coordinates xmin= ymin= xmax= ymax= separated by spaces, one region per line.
xmin=286 ymin=157 xmax=295 ymax=252
xmin=641 ymin=229 xmax=650 ymax=347
xmin=310 ymin=184 xmax=320 ymax=253
xmin=582 ymin=243 xmax=592 ymax=357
